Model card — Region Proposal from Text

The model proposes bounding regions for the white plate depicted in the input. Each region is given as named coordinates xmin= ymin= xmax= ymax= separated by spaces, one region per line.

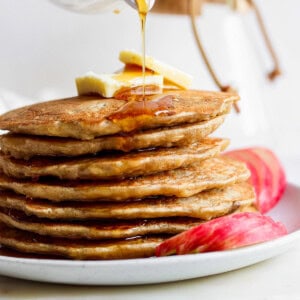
xmin=0 ymin=183 xmax=299 ymax=286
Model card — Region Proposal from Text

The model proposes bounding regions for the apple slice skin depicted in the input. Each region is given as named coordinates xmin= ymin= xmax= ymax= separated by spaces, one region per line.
xmin=155 ymin=212 xmax=287 ymax=257
xmin=251 ymin=148 xmax=286 ymax=212
xmin=226 ymin=149 xmax=272 ymax=212
xmin=224 ymin=148 xmax=286 ymax=214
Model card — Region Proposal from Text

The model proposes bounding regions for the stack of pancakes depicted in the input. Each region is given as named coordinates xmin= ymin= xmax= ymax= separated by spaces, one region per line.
xmin=0 ymin=90 xmax=256 ymax=259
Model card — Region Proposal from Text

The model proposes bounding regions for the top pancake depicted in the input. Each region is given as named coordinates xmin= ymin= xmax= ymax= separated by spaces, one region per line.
xmin=0 ymin=90 xmax=238 ymax=140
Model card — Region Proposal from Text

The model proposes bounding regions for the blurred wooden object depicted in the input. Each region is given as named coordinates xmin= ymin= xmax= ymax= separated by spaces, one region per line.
xmin=152 ymin=0 xmax=203 ymax=15
xmin=224 ymin=0 xmax=252 ymax=12
xmin=151 ymin=0 xmax=281 ymax=93
xmin=151 ymin=0 xmax=251 ymax=15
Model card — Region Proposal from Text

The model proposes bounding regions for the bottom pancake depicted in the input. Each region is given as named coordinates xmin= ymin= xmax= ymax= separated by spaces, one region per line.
xmin=0 ymin=206 xmax=257 ymax=260
xmin=0 ymin=222 xmax=165 ymax=260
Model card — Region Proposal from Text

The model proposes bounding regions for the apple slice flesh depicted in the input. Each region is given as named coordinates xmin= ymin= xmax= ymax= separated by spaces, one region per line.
xmin=155 ymin=212 xmax=287 ymax=256
xmin=251 ymin=147 xmax=286 ymax=210
xmin=226 ymin=150 xmax=271 ymax=205
xmin=224 ymin=147 xmax=286 ymax=213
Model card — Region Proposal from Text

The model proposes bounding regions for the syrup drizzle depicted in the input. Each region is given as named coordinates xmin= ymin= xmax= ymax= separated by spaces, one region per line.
xmin=114 ymin=85 xmax=161 ymax=101
xmin=135 ymin=0 xmax=149 ymax=99
xmin=108 ymin=95 xmax=175 ymax=121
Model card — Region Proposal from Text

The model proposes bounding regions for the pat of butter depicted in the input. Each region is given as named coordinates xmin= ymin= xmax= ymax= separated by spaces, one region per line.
xmin=76 ymin=66 xmax=163 ymax=98
xmin=119 ymin=50 xmax=193 ymax=89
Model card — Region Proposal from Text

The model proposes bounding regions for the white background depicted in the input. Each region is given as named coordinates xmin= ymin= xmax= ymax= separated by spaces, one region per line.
xmin=0 ymin=0 xmax=299 ymax=298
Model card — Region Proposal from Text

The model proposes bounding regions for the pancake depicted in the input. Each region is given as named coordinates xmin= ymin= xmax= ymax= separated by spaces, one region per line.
xmin=0 ymin=138 xmax=229 ymax=180
xmin=0 ymin=209 xmax=201 ymax=239
xmin=0 ymin=115 xmax=225 ymax=159
xmin=0 ymin=157 xmax=250 ymax=201
xmin=0 ymin=90 xmax=238 ymax=139
xmin=0 ymin=206 xmax=258 ymax=260
xmin=0 ymin=202 xmax=256 ymax=239
xmin=0 ymin=222 xmax=165 ymax=259
xmin=0 ymin=183 xmax=255 ymax=220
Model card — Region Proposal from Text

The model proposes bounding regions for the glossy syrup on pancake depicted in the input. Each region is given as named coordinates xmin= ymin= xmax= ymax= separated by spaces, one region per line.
xmin=109 ymin=95 xmax=175 ymax=119
xmin=113 ymin=84 xmax=161 ymax=100
xmin=0 ymin=92 xmax=236 ymax=139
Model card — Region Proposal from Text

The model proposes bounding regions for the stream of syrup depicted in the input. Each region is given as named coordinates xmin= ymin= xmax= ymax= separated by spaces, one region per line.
xmin=135 ymin=0 xmax=149 ymax=98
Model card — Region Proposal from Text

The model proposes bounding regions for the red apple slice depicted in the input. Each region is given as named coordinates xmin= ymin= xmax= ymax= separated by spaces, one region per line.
xmin=226 ymin=149 xmax=271 ymax=206
xmin=155 ymin=212 xmax=287 ymax=256
xmin=224 ymin=148 xmax=286 ymax=213
xmin=251 ymin=148 xmax=286 ymax=211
